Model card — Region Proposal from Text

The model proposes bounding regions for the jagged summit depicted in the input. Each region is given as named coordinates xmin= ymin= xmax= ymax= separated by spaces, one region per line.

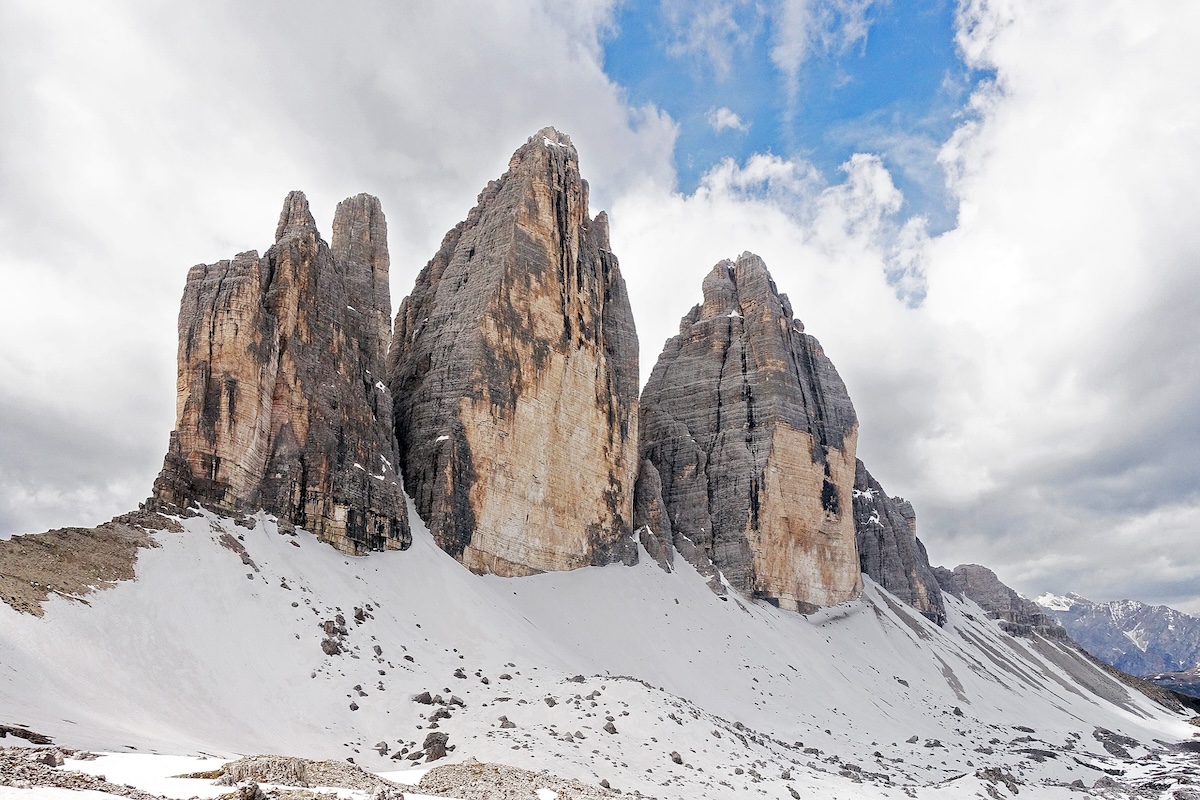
xmin=274 ymin=189 xmax=318 ymax=239
xmin=1037 ymin=592 xmax=1200 ymax=677
xmin=637 ymin=252 xmax=862 ymax=611
xmin=387 ymin=127 xmax=639 ymax=576
xmin=152 ymin=190 xmax=410 ymax=554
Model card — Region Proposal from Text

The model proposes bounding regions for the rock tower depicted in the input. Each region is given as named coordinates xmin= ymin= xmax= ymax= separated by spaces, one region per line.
xmin=152 ymin=192 xmax=410 ymax=554
xmin=387 ymin=128 xmax=640 ymax=576
xmin=638 ymin=253 xmax=862 ymax=611
xmin=852 ymin=460 xmax=945 ymax=624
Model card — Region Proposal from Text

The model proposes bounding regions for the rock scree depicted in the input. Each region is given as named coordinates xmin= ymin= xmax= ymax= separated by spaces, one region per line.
xmin=0 ymin=511 xmax=179 ymax=616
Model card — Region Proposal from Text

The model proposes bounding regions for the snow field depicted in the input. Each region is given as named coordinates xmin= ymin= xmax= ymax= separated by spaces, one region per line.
xmin=1 ymin=506 xmax=1196 ymax=798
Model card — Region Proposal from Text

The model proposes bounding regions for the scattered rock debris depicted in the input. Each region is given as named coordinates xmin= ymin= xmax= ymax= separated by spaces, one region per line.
xmin=416 ymin=757 xmax=614 ymax=799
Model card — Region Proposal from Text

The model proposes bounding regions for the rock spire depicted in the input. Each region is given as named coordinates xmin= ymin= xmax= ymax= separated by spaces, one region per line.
xmin=638 ymin=252 xmax=862 ymax=611
xmin=386 ymin=128 xmax=640 ymax=576
xmin=852 ymin=461 xmax=945 ymax=624
xmin=152 ymin=191 xmax=410 ymax=554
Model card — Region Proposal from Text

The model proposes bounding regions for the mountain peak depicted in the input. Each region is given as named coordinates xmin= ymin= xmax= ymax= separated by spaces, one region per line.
xmin=153 ymin=191 xmax=409 ymax=554
xmin=639 ymin=253 xmax=861 ymax=611
xmin=274 ymin=189 xmax=317 ymax=241
xmin=387 ymin=127 xmax=638 ymax=576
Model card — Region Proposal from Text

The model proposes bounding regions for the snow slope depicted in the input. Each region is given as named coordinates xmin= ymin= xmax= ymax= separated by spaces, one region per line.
xmin=1 ymin=509 xmax=1196 ymax=798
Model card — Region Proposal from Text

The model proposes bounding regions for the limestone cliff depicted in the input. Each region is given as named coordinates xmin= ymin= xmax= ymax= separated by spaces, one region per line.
xmin=852 ymin=460 xmax=945 ymax=624
xmin=386 ymin=128 xmax=639 ymax=576
xmin=152 ymin=191 xmax=410 ymax=554
xmin=638 ymin=253 xmax=862 ymax=611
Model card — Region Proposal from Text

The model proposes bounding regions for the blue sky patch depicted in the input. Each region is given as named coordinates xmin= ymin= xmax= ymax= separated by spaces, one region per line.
xmin=604 ymin=0 xmax=988 ymax=233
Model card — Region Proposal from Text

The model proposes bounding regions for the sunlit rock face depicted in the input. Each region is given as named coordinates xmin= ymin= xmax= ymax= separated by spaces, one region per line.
xmin=852 ymin=460 xmax=946 ymax=625
xmin=639 ymin=252 xmax=862 ymax=611
xmin=387 ymin=128 xmax=640 ymax=576
xmin=153 ymin=191 xmax=410 ymax=554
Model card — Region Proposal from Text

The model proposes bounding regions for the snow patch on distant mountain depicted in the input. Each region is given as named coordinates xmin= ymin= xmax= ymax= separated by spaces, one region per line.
xmin=1035 ymin=592 xmax=1074 ymax=612
xmin=1037 ymin=591 xmax=1200 ymax=677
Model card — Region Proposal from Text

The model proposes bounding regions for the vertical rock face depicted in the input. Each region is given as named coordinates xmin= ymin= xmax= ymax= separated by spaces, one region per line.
xmin=638 ymin=252 xmax=862 ymax=611
xmin=852 ymin=460 xmax=945 ymax=624
xmin=386 ymin=128 xmax=640 ymax=576
xmin=633 ymin=459 xmax=675 ymax=573
xmin=153 ymin=191 xmax=410 ymax=554
xmin=934 ymin=564 xmax=1067 ymax=639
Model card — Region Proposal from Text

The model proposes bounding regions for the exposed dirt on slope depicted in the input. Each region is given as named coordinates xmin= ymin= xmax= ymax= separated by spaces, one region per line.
xmin=0 ymin=510 xmax=181 ymax=617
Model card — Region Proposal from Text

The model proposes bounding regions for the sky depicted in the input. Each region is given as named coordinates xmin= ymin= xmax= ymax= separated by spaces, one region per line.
xmin=2 ymin=0 xmax=1199 ymax=612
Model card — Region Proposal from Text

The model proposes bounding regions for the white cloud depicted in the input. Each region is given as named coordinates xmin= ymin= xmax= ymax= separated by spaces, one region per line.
xmin=770 ymin=0 xmax=880 ymax=97
xmin=0 ymin=0 xmax=677 ymax=536
xmin=706 ymin=106 xmax=751 ymax=133
xmin=900 ymin=0 xmax=1200 ymax=602
xmin=660 ymin=0 xmax=762 ymax=80
xmin=612 ymin=150 xmax=936 ymax=407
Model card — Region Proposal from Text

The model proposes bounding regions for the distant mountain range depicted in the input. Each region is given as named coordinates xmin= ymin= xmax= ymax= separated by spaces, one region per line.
xmin=1036 ymin=592 xmax=1200 ymax=697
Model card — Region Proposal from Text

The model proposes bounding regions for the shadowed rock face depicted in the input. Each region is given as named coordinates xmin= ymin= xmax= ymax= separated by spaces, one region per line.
xmin=638 ymin=252 xmax=862 ymax=611
xmin=852 ymin=460 xmax=945 ymax=625
xmin=386 ymin=128 xmax=640 ymax=576
xmin=152 ymin=191 xmax=410 ymax=554
xmin=633 ymin=459 xmax=674 ymax=573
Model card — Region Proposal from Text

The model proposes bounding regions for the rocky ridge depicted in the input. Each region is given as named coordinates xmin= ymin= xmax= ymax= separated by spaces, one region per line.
xmin=0 ymin=510 xmax=178 ymax=617
xmin=637 ymin=252 xmax=862 ymax=611
xmin=934 ymin=564 xmax=1067 ymax=639
xmin=9 ymin=128 xmax=987 ymax=626
xmin=852 ymin=461 xmax=945 ymax=625
xmin=152 ymin=192 xmax=409 ymax=555
xmin=386 ymin=127 xmax=640 ymax=577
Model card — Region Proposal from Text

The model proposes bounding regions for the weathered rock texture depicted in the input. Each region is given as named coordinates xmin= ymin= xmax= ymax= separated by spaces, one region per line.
xmin=852 ymin=460 xmax=945 ymax=625
xmin=934 ymin=564 xmax=1067 ymax=640
xmin=387 ymin=128 xmax=639 ymax=576
xmin=152 ymin=192 xmax=409 ymax=554
xmin=638 ymin=253 xmax=862 ymax=611
xmin=632 ymin=459 xmax=674 ymax=573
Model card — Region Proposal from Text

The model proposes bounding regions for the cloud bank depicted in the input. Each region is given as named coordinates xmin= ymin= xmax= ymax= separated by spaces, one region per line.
xmin=3 ymin=0 xmax=1199 ymax=615
xmin=616 ymin=0 xmax=1200 ymax=609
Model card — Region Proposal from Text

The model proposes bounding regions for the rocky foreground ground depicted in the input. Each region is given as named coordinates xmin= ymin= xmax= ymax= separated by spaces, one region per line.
xmin=0 ymin=748 xmax=620 ymax=800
